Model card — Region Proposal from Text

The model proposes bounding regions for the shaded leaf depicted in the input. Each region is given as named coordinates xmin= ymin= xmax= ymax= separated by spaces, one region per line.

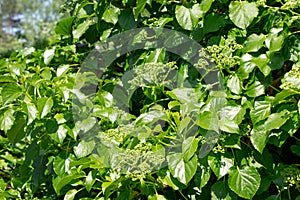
xmin=55 ymin=17 xmax=74 ymax=36
xmin=6 ymin=112 xmax=26 ymax=144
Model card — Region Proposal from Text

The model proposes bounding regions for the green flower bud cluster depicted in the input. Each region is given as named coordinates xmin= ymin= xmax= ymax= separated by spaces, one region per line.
xmin=206 ymin=38 xmax=243 ymax=70
xmin=129 ymin=62 xmax=177 ymax=89
xmin=212 ymin=143 xmax=226 ymax=154
xmin=281 ymin=165 xmax=300 ymax=190
xmin=103 ymin=124 xmax=164 ymax=176
xmin=280 ymin=62 xmax=300 ymax=91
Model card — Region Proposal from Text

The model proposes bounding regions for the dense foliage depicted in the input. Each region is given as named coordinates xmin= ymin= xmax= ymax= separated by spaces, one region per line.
xmin=0 ymin=0 xmax=300 ymax=199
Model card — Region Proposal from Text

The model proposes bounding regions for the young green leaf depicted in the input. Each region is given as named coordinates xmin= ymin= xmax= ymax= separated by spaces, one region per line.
xmin=103 ymin=6 xmax=120 ymax=24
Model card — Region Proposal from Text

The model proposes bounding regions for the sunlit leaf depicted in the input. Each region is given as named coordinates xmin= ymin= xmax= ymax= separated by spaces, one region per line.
xmin=229 ymin=1 xmax=258 ymax=29
xmin=228 ymin=166 xmax=261 ymax=199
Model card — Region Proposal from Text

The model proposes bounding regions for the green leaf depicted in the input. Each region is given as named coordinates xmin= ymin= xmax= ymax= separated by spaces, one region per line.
xmin=182 ymin=137 xmax=198 ymax=161
xmin=227 ymin=74 xmax=242 ymax=94
xmin=118 ymin=10 xmax=138 ymax=30
xmin=251 ymin=110 xmax=289 ymax=153
xmin=200 ymin=0 xmax=214 ymax=13
xmin=198 ymin=111 xmax=219 ymax=132
xmin=175 ymin=4 xmax=202 ymax=31
xmin=23 ymin=101 xmax=38 ymax=125
xmin=220 ymin=106 xmax=245 ymax=125
xmin=148 ymin=194 xmax=167 ymax=200
xmin=57 ymin=65 xmax=70 ymax=77
xmin=0 ymin=109 xmax=15 ymax=132
xmin=85 ymin=170 xmax=96 ymax=192
xmin=250 ymin=128 xmax=268 ymax=154
xmin=37 ymin=97 xmax=54 ymax=119
xmin=64 ymin=189 xmax=78 ymax=200
xmin=51 ymin=124 xmax=68 ymax=144
xmin=55 ymin=17 xmax=74 ymax=36
xmin=224 ymin=134 xmax=242 ymax=149
xmin=243 ymin=34 xmax=266 ymax=52
xmin=73 ymin=20 xmax=95 ymax=39
xmin=44 ymin=48 xmax=56 ymax=65
xmin=273 ymin=90 xmax=298 ymax=105
xmin=134 ymin=0 xmax=147 ymax=19
xmin=203 ymin=13 xmax=225 ymax=34
xmin=74 ymin=140 xmax=95 ymax=158
xmin=298 ymin=100 xmax=300 ymax=116
xmin=264 ymin=110 xmax=289 ymax=131
xmin=246 ymin=81 xmax=265 ymax=97
xmin=196 ymin=159 xmax=211 ymax=189
xmin=0 ymin=75 xmax=16 ymax=84
xmin=211 ymin=181 xmax=234 ymax=200
xmin=250 ymin=100 xmax=271 ymax=124
xmin=229 ymin=1 xmax=258 ymax=29
xmin=218 ymin=119 xmax=239 ymax=133
xmin=291 ymin=145 xmax=300 ymax=157
xmin=265 ymin=35 xmax=285 ymax=53
xmin=167 ymin=153 xmax=197 ymax=185
xmin=208 ymin=155 xmax=234 ymax=179
xmin=6 ymin=112 xmax=26 ymax=144
xmin=251 ymin=54 xmax=271 ymax=76
xmin=1 ymin=84 xmax=22 ymax=104
xmin=228 ymin=166 xmax=261 ymax=199
xmin=46 ymin=119 xmax=58 ymax=134
xmin=103 ymin=6 xmax=120 ymax=24
xmin=53 ymin=173 xmax=85 ymax=195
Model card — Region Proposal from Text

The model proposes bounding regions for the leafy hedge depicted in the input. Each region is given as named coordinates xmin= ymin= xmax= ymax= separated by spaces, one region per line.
xmin=0 ymin=0 xmax=300 ymax=199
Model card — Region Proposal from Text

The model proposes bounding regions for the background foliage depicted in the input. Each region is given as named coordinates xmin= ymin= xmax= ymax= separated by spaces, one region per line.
xmin=0 ymin=0 xmax=64 ymax=57
xmin=0 ymin=0 xmax=300 ymax=199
